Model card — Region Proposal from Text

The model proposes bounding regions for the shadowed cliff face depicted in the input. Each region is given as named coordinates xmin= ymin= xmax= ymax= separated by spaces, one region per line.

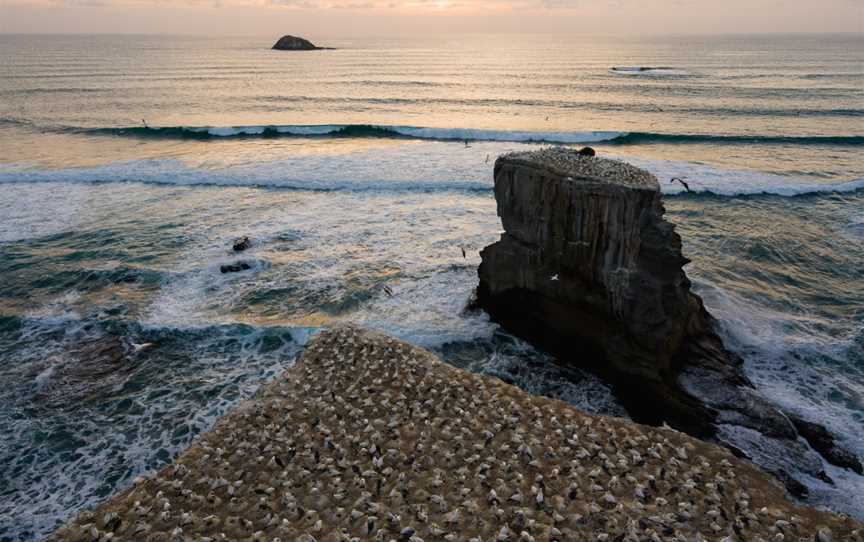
xmin=476 ymin=150 xmax=728 ymax=436
xmin=475 ymin=148 xmax=861 ymax=491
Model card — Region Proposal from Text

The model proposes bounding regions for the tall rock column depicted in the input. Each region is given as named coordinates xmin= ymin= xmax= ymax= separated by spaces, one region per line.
xmin=475 ymin=148 xmax=864 ymax=493
xmin=477 ymin=148 xmax=796 ymax=438
xmin=476 ymin=149 xmax=769 ymax=437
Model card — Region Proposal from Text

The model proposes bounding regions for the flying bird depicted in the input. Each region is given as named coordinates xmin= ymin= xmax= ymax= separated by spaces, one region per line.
xmin=670 ymin=177 xmax=691 ymax=192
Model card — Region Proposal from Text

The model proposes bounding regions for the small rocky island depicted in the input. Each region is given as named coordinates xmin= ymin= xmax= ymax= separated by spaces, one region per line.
xmin=272 ymin=35 xmax=328 ymax=51
xmin=50 ymin=326 xmax=862 ymax=540
xmin=475 ymin=148 xmax=861 ymax=494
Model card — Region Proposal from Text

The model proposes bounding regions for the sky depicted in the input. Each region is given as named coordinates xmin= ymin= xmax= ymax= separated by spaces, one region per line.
xmin=1 ymin=0 xmax=862 ymax=35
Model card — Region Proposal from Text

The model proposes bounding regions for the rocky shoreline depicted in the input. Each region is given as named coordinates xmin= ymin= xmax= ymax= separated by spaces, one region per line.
xmin=51 ymin=326 xmax=862 ymax=541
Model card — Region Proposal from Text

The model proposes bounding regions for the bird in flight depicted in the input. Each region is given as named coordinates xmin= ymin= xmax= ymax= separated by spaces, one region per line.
xmin=670 ymin=177 xmax=691 ymax=192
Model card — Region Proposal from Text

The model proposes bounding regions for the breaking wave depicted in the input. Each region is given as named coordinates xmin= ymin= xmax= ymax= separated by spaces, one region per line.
xmin=77 ymin=124 xmax=625 ymax=143
xmin=17 ymin=121 xmax=863 ymax=146
xmin=0 ymin=153 xmax=862 ymax=199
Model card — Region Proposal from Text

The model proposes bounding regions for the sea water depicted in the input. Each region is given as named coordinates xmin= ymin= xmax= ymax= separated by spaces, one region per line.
xmin=0 ymin=33 xmax=862 ymax=539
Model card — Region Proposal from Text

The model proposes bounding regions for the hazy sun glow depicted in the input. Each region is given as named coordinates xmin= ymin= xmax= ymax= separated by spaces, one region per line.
xmin=2 ymin=0 xmax=862 ymax=35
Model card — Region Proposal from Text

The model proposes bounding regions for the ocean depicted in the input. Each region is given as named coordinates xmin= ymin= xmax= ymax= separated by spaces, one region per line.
xmin=0 ymin=33 xmax=862 ymax=539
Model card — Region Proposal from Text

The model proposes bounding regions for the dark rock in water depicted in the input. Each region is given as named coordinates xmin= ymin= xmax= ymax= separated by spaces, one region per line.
xmin=788 ymin=414 xmax=863 ymax=474
xmin=473 ymin=148 xmax=853 ymax=488
xmin=577 ymin=146 xmax=596 ymax=157
xmin=611 ymin=66 xmax=672 ymax=72
xmin=233 ymin=236 xmax=251 ymax=252
xmin=272 ymin=35 xmax=324 ymax=51
xmin=220 ymin=262 xmax=251 ymax=274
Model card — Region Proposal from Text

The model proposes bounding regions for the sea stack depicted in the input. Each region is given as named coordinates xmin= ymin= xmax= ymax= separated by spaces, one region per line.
xmin=271 ymin=35 xmax=323 ymax=50
xmin=474 ymin=148 xmax=860 ymax=485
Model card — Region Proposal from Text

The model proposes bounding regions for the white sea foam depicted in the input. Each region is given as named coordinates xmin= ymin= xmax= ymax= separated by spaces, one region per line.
xmin=33 ymin=365 xmax=55 ymax=390
xmin=845 ymin=213 xmax=864 ymax=239
xmin=347 ymin=266 xmax=498 ymax=348
xmin=626 ymin=156 xmax=864 ymax=196
xmin=0 ymin=315 xmax=302 ymax=540
xmin=0 ymin=182 xmax=91 ymax=243
xmin=716 ymin=424 xmax=864 ymax=519
xmin=0 ymin=143 xmax=861 ymax=199
xmin=391 ymin=126 xmax=624 ymax=143
xmin=0 ymin=153 xmax=492 ymax=193
xmin=695 ymin=280 xmax=864 ymax=519
xmin=23 ymin=291 xmax=83 ymax=324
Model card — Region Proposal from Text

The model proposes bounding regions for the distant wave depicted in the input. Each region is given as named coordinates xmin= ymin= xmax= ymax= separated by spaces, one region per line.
xmin=611 ymin=66 xmax=676 ymax=72
xmin=613 ymin=132 xmax=864 ymax=146
xmin=66 ymin=124 xmax=864 ymax=146
xmin=78 ymin=124 xmax=624 ymax=144
xmin=610 ymin=66 xmax=686 ymax=75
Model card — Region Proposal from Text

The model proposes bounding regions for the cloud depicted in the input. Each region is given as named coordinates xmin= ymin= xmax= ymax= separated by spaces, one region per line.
xmin=3 ymin=0 xmax=861 ymax=34
xmin=19 ymin=0 xmax=585 ymax=9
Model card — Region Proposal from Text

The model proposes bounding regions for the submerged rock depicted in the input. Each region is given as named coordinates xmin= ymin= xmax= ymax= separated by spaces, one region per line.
xmin=474 ymin=148 xmax=861 ymax=486
xmin=220 ymin=262 xmax=251 ymax=273
xmin=272 ymin=35 xmax=324 ymax=51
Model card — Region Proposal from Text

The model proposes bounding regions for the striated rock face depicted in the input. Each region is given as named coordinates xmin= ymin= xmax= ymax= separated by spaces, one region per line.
xmin=475 ymin=148 xmax=861 ymax=489
xmin=475 ymin=148 xmax=737 ymax=436
xmin=272 ymin=35 xmax=322 ymax=51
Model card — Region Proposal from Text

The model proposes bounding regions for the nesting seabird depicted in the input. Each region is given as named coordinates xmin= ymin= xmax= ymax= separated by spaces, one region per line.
xmin=49 ymin=326 xmax=864 ymax=541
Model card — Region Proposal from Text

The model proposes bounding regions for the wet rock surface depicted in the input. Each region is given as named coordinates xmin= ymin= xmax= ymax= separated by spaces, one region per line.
xmin=220 ymin=262 xmax=251 ymax=274
xmin=474 ymin=148 xmax=861 ymax=492
xmin=51 ymin=326 xmax=862 ymax=541
xmin=232 ymin=236 xmax=251 ymax=252
xmin=788 ymin=414 xmax=864 ymax=475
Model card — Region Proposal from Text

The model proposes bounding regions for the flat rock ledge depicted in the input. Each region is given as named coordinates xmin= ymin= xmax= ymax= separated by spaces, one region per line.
xmin=51 ymin=326 xmax=861 ymax=541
